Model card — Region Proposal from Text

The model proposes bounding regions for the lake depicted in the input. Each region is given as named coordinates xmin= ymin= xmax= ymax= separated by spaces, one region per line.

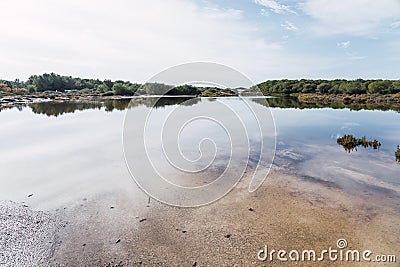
xmin=0 ymin=96 xmax=399 ymax=210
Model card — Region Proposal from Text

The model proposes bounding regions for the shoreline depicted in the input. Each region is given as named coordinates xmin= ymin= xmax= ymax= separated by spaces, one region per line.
xmin=4 ymin=169 xmax=397 ymax=266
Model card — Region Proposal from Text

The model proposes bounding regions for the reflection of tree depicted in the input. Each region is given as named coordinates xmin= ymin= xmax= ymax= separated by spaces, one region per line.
xmin=0 ymin=105 xmax=19 ymax=113
xmin=396 ymin=146 xmax=400 ymax=163
xmin=252 ymin=97 xmax=346 ymax=109
xmin=251 ymin=96 xmax=400 ymax=112
xmin=28 ymin=97 xmax=202 ymax=117
xmin=337 ymin=134 xmax=381 ymax=153
xmin=104 ymin=97 xmax=200 ymax=111
xmin=104 ymin=99 xmax=131 ymax=112
xmin=127 ymin=97 xmax=201 ymax=109
xmin=30 ymin=101 xmax=103 ymax=117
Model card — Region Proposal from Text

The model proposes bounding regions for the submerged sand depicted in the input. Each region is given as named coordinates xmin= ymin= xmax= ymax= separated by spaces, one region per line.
xmin=43 ymin=170 xmax=400 ymax=267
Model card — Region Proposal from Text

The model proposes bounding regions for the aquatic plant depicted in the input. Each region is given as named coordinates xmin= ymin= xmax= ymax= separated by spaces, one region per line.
xmin=337 ymin=134 xmax=381 ymax=153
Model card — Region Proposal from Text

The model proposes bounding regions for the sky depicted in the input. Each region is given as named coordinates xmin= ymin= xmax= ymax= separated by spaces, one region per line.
xmin=0 ymin=0 xmax=399 ymax=83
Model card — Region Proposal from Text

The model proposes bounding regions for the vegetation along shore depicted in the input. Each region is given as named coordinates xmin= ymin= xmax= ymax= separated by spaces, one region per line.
xmin=1 ymin=73 xmax=400 ymax=111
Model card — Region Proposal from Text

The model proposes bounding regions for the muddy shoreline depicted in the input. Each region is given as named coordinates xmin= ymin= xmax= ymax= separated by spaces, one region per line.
xmin=51 ymin=171 xmax=400 ymax=266
xmin=2 ymin=169 xmax=398 ymax=266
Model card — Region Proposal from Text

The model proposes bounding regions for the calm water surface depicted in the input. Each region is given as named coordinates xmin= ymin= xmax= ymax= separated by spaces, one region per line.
xmin=0 ymin=97 xmax=399 ymax=209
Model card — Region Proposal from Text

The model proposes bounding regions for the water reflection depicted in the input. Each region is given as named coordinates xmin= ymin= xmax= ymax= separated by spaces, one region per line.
xmin=123 ymin=96 xmax=275 ymax=206
xmin=0 ymin=96 xmax=397 ymax=117
xmin=30 ymin=101 xmax=103 ymax=116
xmin=0 ymin=96 xmax=399 ymax=210
xmin=127 ymin=97 xmax=200 ymax=109
xmin=253 ymin=96 xmax=400 ymax=112
xmin=337 ymin=134 xmax=381 ymax=152
xmin=26 ymin=97 xmax=200 ymax=116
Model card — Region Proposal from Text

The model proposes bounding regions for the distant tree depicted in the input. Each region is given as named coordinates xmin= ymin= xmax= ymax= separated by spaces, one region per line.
xmin=27 ymin=85 xmax=36 ymax=93
xmin=103 ymin=79 xmax=113 ymax=88
xmin=317 ymin=82 xmax=331 ymax=94
xmin=112 ymin=82 xmax=131 ymax=95
xmin=2 ymin=75 xmax=400 ymax=96
xmin=291 ymin=81 xmax=304 ymax=93
xmin=367 ymin=80 xmax=391 ymax=94
xmin=142 ymin=83 xmax=172 ymax=95
xmin=390 ymin=81 xmax=400 ymax=94
xmin=302 ymin=83 xmax=316 ymax=93
xmin=128 ymin=83 xmax=141 ymax=94
xmin=168 ymin=84 xmax=201 ymax=95
xmin=96 ymin=83 xmax=110 ymax=93
xmin=339 ymin=81 xmax=364 ymax=94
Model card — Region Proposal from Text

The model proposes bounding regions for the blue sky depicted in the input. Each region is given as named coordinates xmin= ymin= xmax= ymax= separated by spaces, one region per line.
xmin=0 ymin=0 xmax=399 ymax=83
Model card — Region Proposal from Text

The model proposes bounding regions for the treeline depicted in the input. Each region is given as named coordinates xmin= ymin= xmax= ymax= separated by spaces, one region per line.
xmin=2 ymin=74 xmax=400 ymax=96
xmin=1 ymin=73 xmax=141 ymax=95
xmin=255 ymin=79 xmax=400 ymax=95
xmin=0 ymin=73 xmax=225 ymax=96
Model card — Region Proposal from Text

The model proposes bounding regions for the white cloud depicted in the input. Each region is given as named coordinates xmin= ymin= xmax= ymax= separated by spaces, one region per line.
xmin=253 ymin=0 xmax=297 ymax=15
xmin=301 ymin=0 xmax=400 ymax=36
xmin=348 ymin=55 xmax=367 ymax=61
xmin=0 ymin=0 xmax=397 ymax=82
xmin=337 ymin=41 xmax=366 ymax=61
xmin=391 ymin=21 xmax=400 ymax=28
xmin=337 ymin=41 xmax=351 ymax=49
xmin=281 ymin=21 xmax=299 ymax=32
xmin=260 ymin=8 xmax=269 ymax=17
xmin=0 ymin=0 xmax=290 ymax=83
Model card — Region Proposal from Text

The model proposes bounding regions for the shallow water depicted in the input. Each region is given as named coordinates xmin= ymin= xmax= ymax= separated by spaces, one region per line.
xmin=0 ymin=97 xmax=399 ymax=209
